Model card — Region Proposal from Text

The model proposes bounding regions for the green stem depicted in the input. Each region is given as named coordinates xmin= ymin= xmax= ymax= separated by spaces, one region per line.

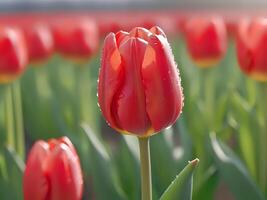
xmin=74 ymin=65 xmax=84 ymax=127
xmin=12 ymin=81 xmax=25 ymax=160
xmin=258 ymin=83 xmax=267 ymax=192
xmin=5 ymin=85 xmax=15 ymax=148
xmin=201 ymin=68 xmax=215 ymax=130
xmin=138 ymin=137 xmax=152 ymax=200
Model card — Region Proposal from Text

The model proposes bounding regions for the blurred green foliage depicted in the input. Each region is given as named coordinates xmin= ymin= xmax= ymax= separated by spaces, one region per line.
xmin=0 ymin=36 xmax=267 ymax=200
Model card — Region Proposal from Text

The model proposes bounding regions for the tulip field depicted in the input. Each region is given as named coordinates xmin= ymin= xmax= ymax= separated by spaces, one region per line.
xmin=0 ymin=10 xmax=267 ymax=200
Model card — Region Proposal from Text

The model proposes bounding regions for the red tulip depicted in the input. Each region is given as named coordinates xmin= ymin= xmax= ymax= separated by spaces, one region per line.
xmin=98 ymin=26 xmax=183 ymax=137
xmin=23 ymin=23 xmax=54 ymax=64
xmin=98 ymin=20 xmax=122 ymax=38
xmin=0 ymin=26 xmax=28 ymax=84
xmin=185 ymin=16 xmax=227 ymax=68
xmin=236 ymin=18 xmax=267 ymax=82
xmin=23 ymin=137 xmax=83 ymax=200
xmin=226 ymin=19 xmax=238 ymax=38
xmin=52 ymin=18 xmax=99 ymax=62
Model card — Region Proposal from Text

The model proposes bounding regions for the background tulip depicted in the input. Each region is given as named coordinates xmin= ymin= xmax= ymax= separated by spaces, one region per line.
xmin=98 ymin=26 xmax=183 ymax=137
xmin=52 ymin=18 xmax=99 ymax=63
xmin=0 ymin=26 xmax=28 ymax=84
xmin=2 ymin=9 xmax=267 ymax=200
xmin=236 ymin=18 xmax=267 ymax=82
xmin=184 ymin=16 xmax=227 ymax=68
xmin=23 ymin=137 xmax=83 ymax=200
xmin=22 ymin=23 xmax=54 ymax=64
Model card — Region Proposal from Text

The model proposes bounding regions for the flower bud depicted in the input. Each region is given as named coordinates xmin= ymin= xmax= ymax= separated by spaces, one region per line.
xmin=52 ymin=18 xmax=99 ymax=63
xmin=0 ymin=26 xmax=28 ymax=83
xmin=23 ymin=137 xmax=83 ymax=200
xmin=23 ymin=23 xmax=54 ymax=64
xmin=98 ymin=26 xmax=183 ymax=137
xmin=236 ymin=18 xmax=267 ymax=82
xmin=185 ymin=16 xmax=227 ymax=68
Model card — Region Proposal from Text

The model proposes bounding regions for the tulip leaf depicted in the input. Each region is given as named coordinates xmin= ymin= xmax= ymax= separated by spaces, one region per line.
xmin=245 ymin=79 xmax=257 ymax=107
xmin=151 ymin=130 xmax=179 ymax=198
xmin=174 ymin=117 xmax=193 ymax=165
xmin=193 ymin=166 xmax=219 ymax=200
xmin=114 ymin=137 xmax=140 ymax=200
xmin=0 ymin=146 xmax=25 ymax=200
xmin=82 ymin=123 xmax=126 ymax=200
xmin=122 ymin=135 xmax=140 ymax=161
xmin=210 ymin=133 xmax=265 ymax=200
xmin=230 ymin=93 xmax=258 ymax=178
xmin=159 ymin=158 xmax=199 ymax=200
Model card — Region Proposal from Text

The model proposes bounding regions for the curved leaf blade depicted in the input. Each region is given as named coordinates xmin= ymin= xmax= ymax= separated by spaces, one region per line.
xmin=81 ymin=123 xmax=126 ymax=200
xmin=210 ymin=133 xmax=265 ymax=200
xmin=160 ymin=158 xmax=199 ymax=200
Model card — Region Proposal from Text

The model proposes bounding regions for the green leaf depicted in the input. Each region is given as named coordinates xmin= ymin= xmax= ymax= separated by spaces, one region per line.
xmin=174 ymin=117 xmax=193 ymax=166
xmin=210 ymin=133 xmax=265 ymax=200
xmin=151 ymin=130 xmax=179 ymax=197
xmin=160 ymin=158 xmax=199 ymax=200
xmin=0 ymin=146 xmax=25 ymax=200
xmin=122 ymin=135 xmax=140 ymax=161
xmin=214 ymin=93 xmax=229 ymax=131
xmin=81 ymin=123 xmax=126 ymax=200
xmin=245 ymin=78 xmax=257 ymax=107
xmin=193 ymin=166 xmax=219 ymax=200
xmin=230 ymin=93 xmax=258 ymax=178
xmin=114 ymin=137 xmax=140 ymax=200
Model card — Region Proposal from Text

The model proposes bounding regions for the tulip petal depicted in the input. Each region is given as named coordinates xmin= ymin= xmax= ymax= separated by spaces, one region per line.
xmin=48 ymin=137 xmax=78 ymax=157
xmin=142 ymin=34 xmax=183 ymax=132
xmin=98 ymin=33 xmax=123 ymax=130
xmin=150 ymin=26 xmax=167 ymax=38
xmin=23 ymin=141 xmax=50 ymax=200
xmin=46 ymin=144 xmax=83 ymax=200
xmin=115 ymin=31 xmax=129 ymax=47
xmin=116 ymin=37 xmax=151 ymax=135
xmin=129 ymin=27 xmax=151 ymax=41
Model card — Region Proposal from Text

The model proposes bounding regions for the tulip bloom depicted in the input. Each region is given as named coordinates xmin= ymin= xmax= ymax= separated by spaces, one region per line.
xmin=98 ymin=26 xmax=183 ymax=137
xmin=23 ymin=24 xmax=54 ymax=64
xmin=52 ymin=18 xmax=98 ymax=62
xmin=185 ymin=16 xmax=227 ymax=68
xmin=0 ymin=26 xmax=28 ymax=84
xmin=23 ymin=137 xmax=83 ymax=200
xmin=236 ymin=18 xmax=267 ymax=82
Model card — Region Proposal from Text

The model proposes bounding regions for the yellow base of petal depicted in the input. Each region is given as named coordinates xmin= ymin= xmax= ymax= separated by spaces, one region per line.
xmin=249 ymin=72 xmax=267 ymax=82
xmin=0 ymin=74 xmax=18 ymax=84
xmin=117 ymin=127 xmax=155 ymax=138
xmin=62 ymin=54 xmax=90 ymax=66
xmin=193 ymin=58 xmax=221 ymax=68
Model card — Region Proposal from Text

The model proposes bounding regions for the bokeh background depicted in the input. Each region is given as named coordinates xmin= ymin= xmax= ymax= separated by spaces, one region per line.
xmin=1 ymin=0 xmax=267 ymax=200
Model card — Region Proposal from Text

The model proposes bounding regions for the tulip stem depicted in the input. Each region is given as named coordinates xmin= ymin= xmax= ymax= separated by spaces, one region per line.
xmin=259 ymin=83 xmax=267 ymax=192
xmin=201 ymin=68 xmax=215 ymax=130
xmin=138 ymin=137 xmax=152 ymax=200
xmin=12 ymin=81 xmax=25 ymax=160
xmin=5 ymin=84 xmax=15 ymax=148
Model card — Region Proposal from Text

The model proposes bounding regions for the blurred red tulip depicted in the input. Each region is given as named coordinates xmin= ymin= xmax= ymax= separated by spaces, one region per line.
xmin=236 ymin=18 xmax=267 ymax=82
xmin=23 ymin=24 xmax=54 ymax=64
xmin=185 ymin=16 xmax=227 ymax=68
xmin=98 ymin=21 xmax=122 ymax=38
xmin=0 ymin=26 xmax=28 ymax=84
xmin=226 ymin=20 xmax=238 ymax=38
xmin=98 ymin=26 xmax=183 ymax=137
xmin=23 ymin=137 xmax=83 ymax=200
xmin=140 ymin=17 xmax=177 ymax=37
xmin=52 ymin=18 xmax=99 ymax=63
